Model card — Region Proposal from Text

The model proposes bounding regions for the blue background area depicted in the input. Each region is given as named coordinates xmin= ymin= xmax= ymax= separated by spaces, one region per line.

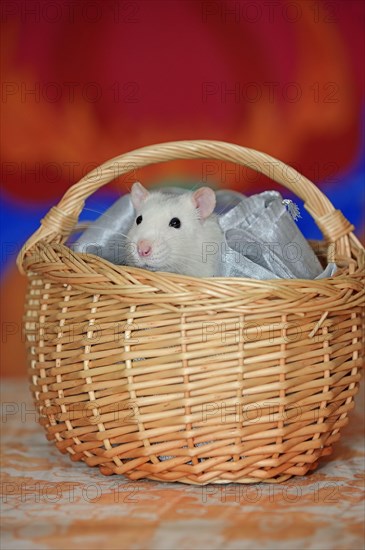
xmin=1 ymin=146 xmax=364 ymax=277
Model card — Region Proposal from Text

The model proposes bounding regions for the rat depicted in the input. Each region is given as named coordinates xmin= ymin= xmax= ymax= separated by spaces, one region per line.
xmin=125 ymin=182 xmax=224 ymax=277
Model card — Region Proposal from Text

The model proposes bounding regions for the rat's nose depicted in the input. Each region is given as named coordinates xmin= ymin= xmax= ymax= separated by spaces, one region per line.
xmin=137 ymin=239 xmax=152 ymax=257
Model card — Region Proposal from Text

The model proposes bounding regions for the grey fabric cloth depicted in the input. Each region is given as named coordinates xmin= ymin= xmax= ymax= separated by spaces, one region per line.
xmin=217 ymin=190 xmax=332 ymax=279
xmin=72 ymin=188 xmax=336 ymax=280
xmin=72 ymin=193 xmax=136 ymax=265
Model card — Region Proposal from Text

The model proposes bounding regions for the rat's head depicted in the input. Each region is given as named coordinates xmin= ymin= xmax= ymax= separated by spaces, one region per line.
xmin=126 ymin=182 xmax=217 ymax=273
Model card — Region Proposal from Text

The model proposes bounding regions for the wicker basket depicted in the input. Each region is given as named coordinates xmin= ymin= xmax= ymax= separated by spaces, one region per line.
xmin=17 ymin=140 xmax=364 ymax=485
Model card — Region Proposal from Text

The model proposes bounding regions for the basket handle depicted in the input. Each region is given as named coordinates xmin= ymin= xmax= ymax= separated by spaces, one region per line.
xmin=17 ymin=139 xmax=359 ymax=272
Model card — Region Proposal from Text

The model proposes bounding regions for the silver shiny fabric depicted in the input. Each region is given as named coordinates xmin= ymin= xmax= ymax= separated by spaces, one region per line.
xmin=72 ymin=188 xmax=336 ymax=280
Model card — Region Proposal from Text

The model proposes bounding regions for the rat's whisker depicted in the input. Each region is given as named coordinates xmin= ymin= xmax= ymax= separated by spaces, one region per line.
xmin=83 ymin=207 xmax=110 ymax=217
xmin=83 ymin=206 xmax=136 ymax=225
xmin=163 ymin=233 xmax=222 ymax=248
xmin=170 ymin=243 xmax=222 ymax=258
xmin=216 ymin=197 xmax=243 ymax=216
xmin=168 ymin=253 xmax=208 ymax=266
xmin=80 ymin=225 xmax=135 ymax=244
xmin=83 ymin=207 xmax=126 ymax=219
xmin=169 ymin=251 xmax=207 ymax=262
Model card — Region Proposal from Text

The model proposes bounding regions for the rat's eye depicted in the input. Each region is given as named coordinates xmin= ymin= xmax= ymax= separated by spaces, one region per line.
xmin=169 ymin=217 xmax=181 ymax=229
xmin=136 ymin=215 xmax=143 ymax=225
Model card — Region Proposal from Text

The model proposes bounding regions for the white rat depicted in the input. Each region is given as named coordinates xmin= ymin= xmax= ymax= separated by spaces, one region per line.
xmin=126 ymin=182 xmax=224 ymax=277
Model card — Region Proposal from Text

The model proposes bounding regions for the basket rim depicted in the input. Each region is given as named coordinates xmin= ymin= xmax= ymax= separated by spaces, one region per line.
xmin=22 ymin=240 xmax=365 ymax=306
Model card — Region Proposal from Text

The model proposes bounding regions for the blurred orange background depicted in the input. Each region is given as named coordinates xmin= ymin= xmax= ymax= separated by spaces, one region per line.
xmin=1 ymin=0 xmax=364 ymax=377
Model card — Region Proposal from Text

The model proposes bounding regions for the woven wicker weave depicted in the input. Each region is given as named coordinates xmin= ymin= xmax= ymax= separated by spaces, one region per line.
xmin=17 ymin=141 xmax=364 ymax=484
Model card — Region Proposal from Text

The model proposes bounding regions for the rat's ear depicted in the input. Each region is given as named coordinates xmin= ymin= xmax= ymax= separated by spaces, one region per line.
xmin=130 ymin=182 xmax=149 ymax=210
xmin=191 ymin=187 xmax=216 ymax=219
